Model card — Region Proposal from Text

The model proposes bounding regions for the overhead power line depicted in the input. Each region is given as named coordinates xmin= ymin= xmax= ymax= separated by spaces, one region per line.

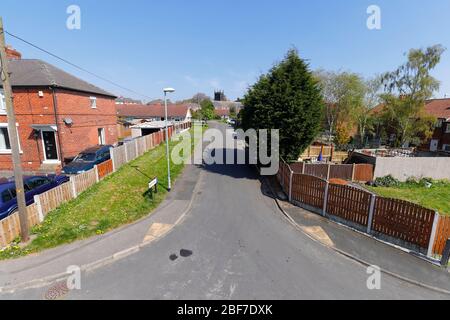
xmin=4 ymin=30 xmax=152 ymax=99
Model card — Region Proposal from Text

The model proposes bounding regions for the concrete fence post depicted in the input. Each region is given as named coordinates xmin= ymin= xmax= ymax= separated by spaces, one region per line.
xmin=70 ymin=176 xmax=77 ymax=198
xmin=124 ymin=143 xmax=129 ymax=163
xmin=427 ymin=212 xmax=440 ymax=258
xmin=110 ymin=147 xmax=116 ymax=172
xmin=34 ymin=194 xmax=44 ymax=222
xmin=94 ymin=165 xmax=100 ymax=182
xmin=288 ymin=170 xmax=294 ymax=203
xmin=367 ymin=194 xmax=376 ymax=234
xmin=327 ymin=163 xmax=331 ymax=180
xmin=302 ymin=162 xmax=306 ymax=174
xmin=351 ymin=163 xmax=356 ymax=182
xmin=322 ymin=181 xmax=329 ymax=217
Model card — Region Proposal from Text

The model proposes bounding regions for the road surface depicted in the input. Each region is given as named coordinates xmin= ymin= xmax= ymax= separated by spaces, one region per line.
xmin=2 ymin=122 xmax=447 ymax=299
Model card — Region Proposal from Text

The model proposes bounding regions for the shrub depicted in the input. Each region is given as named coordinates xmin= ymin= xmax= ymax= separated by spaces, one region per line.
xmin=374 ymin=175 xmax=400 ymax=187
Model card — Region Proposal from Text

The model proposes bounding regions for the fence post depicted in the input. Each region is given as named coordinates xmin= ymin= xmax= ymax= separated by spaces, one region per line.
xmin=288 ymin=169 xmax=293 ymax=202
xmin=427 ymin=212 xmax=440 ymax=258
xmin=94 ymin=165 xmax=100 ymax=182
xmin=302 ymin=162 xmax=306 ymax=174
xmin=135 ymin=139 xmax=139 ymax=156
xmin=124 ymin=143 xmax=129 ymax=163
xmin=367 ymin=194 xmax=376 ymax=234
xmin=70 ymin=176 xmax=77 ymax=198
xmin=327 ymin=163 xmax=331 ymax=180
xmin=441 ymin=239 xmax=450 ymax=268
xmin=34 ymin=194 xmax=44 ymax=223
xmin=110 ymin=147 xmax=116 ymax=172
xmin=322 ymin=181 xmax=329 ymax=217
xmin=352 ymin=163 xmax=356 ymax=181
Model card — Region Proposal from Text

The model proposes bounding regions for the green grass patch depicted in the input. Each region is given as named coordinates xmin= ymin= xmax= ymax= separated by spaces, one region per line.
xmin=366 ymin=180 xmax=450 ymax=216
xmin=0 ymin=128 xmax=203 ymax=260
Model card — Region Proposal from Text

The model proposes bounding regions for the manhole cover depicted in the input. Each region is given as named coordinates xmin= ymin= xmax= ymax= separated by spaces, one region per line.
xmin=44 ymin=281 xmax=70 ymax=300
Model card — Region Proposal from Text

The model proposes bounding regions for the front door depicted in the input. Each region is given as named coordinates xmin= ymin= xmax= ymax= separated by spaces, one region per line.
xmin=42 ymin=131 xmax=58 ymax=161
xmin=430 ymin=139 xmax=439 ymax=152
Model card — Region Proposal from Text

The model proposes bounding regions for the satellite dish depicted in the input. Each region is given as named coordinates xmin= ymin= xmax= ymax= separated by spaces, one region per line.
xmin=63 ymin=118 xmax=73 ymax=125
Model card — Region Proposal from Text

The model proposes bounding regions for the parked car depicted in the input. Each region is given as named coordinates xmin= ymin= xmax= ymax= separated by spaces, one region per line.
xmin=118 ymin=137 xmax=135 ymax=146
xmin=62 ymin=145 xmax=112 ymax=175
xmin=0 ymin=175 xmax=69 ymax=220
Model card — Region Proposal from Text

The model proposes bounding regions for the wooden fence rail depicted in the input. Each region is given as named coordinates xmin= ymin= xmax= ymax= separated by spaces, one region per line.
xmin=289 ymin=162 xmax=374 ymax=182
xmin=38 ymin=182 xmax=74 ymax=216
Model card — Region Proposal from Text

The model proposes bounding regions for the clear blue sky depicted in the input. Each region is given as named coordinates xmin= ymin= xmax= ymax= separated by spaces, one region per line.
xmin=2 ymin=0 xmax=450 ymax=102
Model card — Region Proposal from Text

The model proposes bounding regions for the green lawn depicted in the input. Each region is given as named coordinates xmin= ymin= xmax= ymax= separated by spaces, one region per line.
xmin=366 ymin=182 xmax=450 ymax=216
xmin=0 ymin=128 xmax=202 ymax=259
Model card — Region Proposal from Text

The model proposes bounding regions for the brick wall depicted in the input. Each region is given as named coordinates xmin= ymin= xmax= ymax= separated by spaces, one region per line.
xmin=0 ymin=87 xmax=118 ymax=172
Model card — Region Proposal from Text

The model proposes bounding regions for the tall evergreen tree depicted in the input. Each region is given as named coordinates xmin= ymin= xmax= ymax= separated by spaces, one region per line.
xmin=240 ymin=49 xmax=324 ymax=161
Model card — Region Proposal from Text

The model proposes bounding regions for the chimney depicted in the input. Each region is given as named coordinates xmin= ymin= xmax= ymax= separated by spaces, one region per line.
xmin=5 ymin=45 xmax=21 ymax=60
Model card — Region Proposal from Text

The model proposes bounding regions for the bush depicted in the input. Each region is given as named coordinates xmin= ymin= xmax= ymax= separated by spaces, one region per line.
xmin=374 ymin=175 xmax=400 ymax=187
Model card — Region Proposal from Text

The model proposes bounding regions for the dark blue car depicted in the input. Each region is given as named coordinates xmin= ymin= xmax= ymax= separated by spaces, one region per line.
xmin=0 ymin=175 xmax=70 ymax=220
xmin=62 ymin=145 xmax=112 ymax=175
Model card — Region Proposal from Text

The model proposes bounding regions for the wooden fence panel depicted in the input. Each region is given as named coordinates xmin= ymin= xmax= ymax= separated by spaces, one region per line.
xmin=112 ymin=145 xmax=127 ymax=169
xmin=97 ymin=159 xmax=113 ymax=180
xmin=290 ymin=162 xmax=304 ymax=174
xmin=27 ymin=203 xmax=40 ymax=227
xmin=329 ymin=164 xmax=353 ymax=180
xmin=354 ymin=164 xmax=374 ymax=182
xmin=145 ymin=134 xmax=154 ymax=151
xmin=136 ymin=137 xmax=146 ymax=156
xmin=125 ymin=141 xmax=137 ymax=161
xmin=39 ymin=182 xmax=74 ymax=216
xmin=433 ymin=215 xmax=450 ymax=255
xmin=327 ymin=184 xmax=371 ymax=227
xmin=277 ymin=161 xmax=291 ymax=195
xmin=372 ymin=197 xmax=435 ymax=249
xmin=0 ymin=213 xmax=20 ymax=245
xmin=291 ymin=174 xmax=326 ymax=210
xmin=73 ymin=169 xmax=97 ymax=195
xmin=304 ymin=163 xmax=329 ymax=180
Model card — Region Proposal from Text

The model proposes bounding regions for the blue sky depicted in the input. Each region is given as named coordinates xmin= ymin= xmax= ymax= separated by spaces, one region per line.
xmin=2 ymin=0 xmax=450 ymax=102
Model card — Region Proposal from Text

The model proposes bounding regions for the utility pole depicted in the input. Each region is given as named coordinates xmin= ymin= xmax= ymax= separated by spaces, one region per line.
xmin=0 ymin=17 xmax=29 ymax=242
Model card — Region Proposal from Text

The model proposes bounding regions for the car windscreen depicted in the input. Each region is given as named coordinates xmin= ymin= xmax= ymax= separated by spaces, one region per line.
xmin=74 ymin=153 xmax=96 ymax=162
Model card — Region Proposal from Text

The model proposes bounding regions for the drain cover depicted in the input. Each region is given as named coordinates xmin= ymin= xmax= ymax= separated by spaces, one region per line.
xmin=44 ymin=281 xmax=70 ymax=300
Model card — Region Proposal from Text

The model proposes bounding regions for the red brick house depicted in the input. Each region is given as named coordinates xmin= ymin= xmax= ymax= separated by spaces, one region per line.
xmin=424 ymin=98 xmax=450 ymax=152
xmin=0 ymin=48 xmax=118 ymax=174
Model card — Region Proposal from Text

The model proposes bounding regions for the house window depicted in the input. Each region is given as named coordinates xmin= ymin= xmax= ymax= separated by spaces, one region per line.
xmin=98 ymin=128 xmax=105 ymax=145
xmin=90 ymin=96 xmax=97 ymax=109
xmin=436 ymin=119 xmax=443 ymax=128
xmin=0 ymin=89 xmax=6 ymax=114
xmin=443 ymin=144 xmax=450 ymax=152
xmin=0 ymin=127 xmax=11 ymax=151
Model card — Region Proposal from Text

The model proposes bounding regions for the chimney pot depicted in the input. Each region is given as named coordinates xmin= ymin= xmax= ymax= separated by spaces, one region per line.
xmin=5 ymin=45 xmax=21 ymax=60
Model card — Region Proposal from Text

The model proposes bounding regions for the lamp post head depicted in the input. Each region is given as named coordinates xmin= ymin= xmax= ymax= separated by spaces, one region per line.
xmin=163 ymin=88 xmax=175 ymax=93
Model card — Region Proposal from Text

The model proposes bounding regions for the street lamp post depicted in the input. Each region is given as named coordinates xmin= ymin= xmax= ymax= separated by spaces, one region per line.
xmin=163 ymin=88 xmax=175 ymax=191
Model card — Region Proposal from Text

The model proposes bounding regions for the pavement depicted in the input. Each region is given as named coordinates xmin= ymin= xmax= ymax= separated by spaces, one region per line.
xmin=0 ymin=122 xmax=449 ymax=299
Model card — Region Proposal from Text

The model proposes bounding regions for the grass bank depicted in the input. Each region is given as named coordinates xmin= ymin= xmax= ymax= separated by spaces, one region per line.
xmin=366 ymin=180 xmax=450 ymax=216
xmin=0 ymin=128 xmax=202 ymax=259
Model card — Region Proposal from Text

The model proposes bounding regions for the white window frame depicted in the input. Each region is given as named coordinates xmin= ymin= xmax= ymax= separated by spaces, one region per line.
xmin=98 ymin=128 xmax=106 ymax=145
xmin=40 ymin=130 xmax=60 ymax=163
xmin=90 ymin=96 xmax=97 ymax=109
xmin=436 ymin=118 xmax=444 ymax=128
xmin=0 ymin=89 xmax=7 ymax=115
xmin=0 ymin=123 xmax=22 ymax=154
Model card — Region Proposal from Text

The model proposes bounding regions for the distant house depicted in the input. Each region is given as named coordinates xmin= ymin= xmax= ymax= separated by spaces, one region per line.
xmin=424 ymin=99 xmax=450 ymax=152
xmin=116 ymin=104 xmax=192 ymax=122
xmin=115 ymin=96 xmax=142 ymax=105
xmin=0 ymin=47 xmax=118 ymax=174
xmin=215 ymin=108 xmax=230 ymax=120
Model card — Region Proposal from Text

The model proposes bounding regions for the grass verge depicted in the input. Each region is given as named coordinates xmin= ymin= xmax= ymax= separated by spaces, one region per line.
xmin=0 ymin=127 xmax=202 ymax=260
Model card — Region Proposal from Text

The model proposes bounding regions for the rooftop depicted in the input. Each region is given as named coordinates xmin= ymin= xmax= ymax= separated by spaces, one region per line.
xmin=3 ymin=59 xmax=116 ymax=98
xmin=117 ymin=104 xmax=190 ymax=118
